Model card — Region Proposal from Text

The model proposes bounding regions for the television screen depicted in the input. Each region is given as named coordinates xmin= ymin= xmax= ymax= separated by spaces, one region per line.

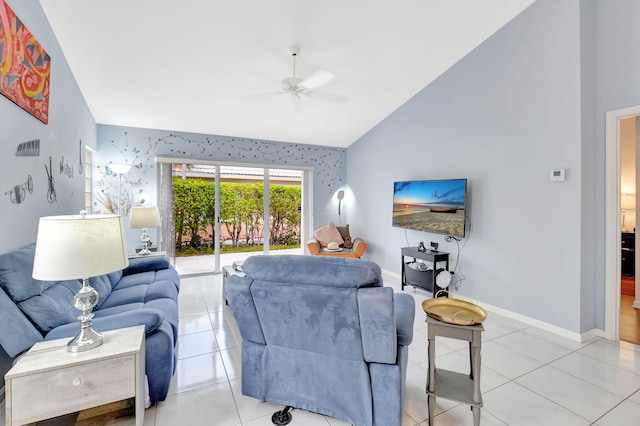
xmin=393 ymin=179 xmax=468 ymax=237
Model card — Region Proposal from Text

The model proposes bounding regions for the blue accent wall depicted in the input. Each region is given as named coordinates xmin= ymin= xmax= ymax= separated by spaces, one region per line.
xmin=94 ymin=125 xmax=347 ymax=249
xmin=0 ymin=0 xmax=96 ymax=252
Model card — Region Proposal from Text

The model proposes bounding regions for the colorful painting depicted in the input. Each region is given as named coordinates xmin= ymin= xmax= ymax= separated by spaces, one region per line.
xmin=0 ymin=0 xmax=50 ymax=124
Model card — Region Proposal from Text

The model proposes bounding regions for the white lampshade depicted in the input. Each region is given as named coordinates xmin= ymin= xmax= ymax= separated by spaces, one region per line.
xmin=108 ymin=164 xmax=132 ymax=174
xmin=621 ymin=193 xmax=636 ymax=210
xmin=32 ymin=214 xmax=129 ymax=281
xmin=130 ymin=206 xmax=161 ymax=229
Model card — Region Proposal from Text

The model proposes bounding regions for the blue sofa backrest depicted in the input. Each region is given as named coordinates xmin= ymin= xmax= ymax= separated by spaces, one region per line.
xmin=227 ymin=255 xmax=406 ymax=425
xmin=0 ymin=243 xmax=115 ymax=356
xmin=235 ymin=255 xmax=393 ymax=361
xmin=0 ymin=244 xmax=47 ymax=356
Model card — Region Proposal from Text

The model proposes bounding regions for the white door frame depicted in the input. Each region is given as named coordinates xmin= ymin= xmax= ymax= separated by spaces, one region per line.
xmin=604 ymin=105 xmax=640 ymax=340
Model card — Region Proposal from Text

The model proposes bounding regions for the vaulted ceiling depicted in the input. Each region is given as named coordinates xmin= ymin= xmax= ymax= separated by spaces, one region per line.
xmin=39 ymin=0 xmax=535 ymax=147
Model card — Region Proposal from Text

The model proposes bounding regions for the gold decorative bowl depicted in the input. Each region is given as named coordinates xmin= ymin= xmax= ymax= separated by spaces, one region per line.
xmin=422 ymin=298 xmax=487 ymax=326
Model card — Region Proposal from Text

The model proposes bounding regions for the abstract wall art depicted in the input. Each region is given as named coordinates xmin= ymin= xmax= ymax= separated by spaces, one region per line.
xmin=0 ymin=0 xmax=51 ymax=124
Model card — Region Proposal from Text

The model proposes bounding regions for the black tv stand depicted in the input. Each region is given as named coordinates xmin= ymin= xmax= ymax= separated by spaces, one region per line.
xmin=401 ymin=247 xmax=450 ymax=295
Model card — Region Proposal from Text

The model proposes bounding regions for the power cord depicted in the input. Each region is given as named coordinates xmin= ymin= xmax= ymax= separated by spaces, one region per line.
xmin=444 ymin=214 xmax=471 ymax=291
xmin=402 ymin=214 xmax=472 ymax=291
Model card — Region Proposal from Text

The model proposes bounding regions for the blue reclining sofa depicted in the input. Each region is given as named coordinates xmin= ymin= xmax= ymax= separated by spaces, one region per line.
xmin=226 ymin=255 xmax=415 ymax=426
xmin=0 ymin=243 xmax=180 ymax=403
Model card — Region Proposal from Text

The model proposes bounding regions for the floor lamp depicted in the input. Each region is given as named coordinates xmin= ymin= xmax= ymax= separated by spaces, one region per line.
xmin=337 ymin=190 xmax=345 ymax=225
xmin=109 ymin=164 xmax=132 ymax=214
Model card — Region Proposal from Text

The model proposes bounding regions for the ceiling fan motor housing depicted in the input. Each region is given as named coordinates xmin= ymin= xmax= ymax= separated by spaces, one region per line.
xmin=281 ymin=45 xmax=335 ymax=97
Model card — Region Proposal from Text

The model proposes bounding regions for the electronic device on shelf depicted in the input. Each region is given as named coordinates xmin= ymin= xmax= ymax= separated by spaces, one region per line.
xmin=392 ymin=178 xmax=468 ymax=238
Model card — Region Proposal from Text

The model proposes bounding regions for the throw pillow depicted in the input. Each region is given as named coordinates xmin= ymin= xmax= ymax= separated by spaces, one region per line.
xmin=313 ymin=222 xmax=344 ymax=248
xmin=337 ymin=224 xmax=353 ymax=249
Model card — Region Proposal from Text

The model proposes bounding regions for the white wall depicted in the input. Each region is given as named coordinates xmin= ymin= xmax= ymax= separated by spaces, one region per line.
xmin=348 ymin=0 xmax=584 ymax=332
xmin=0 ymin=0 xmax=96 ymax=253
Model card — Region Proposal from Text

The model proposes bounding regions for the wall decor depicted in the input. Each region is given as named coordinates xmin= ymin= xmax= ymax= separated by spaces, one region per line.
xmin=4 ymin=174 xmax=32 ymax=204
xmin=78 ymin=139 xmax=84 ymax=175
xmin=45 ymin=156 xmax=56 ymax=203
xmin=59 ymin=156 xmax=73 ymax=178
xmin=0 ymin=0 xmax=51 ymax=124
xmin=15 ymin=138 xmax=40 ymax=156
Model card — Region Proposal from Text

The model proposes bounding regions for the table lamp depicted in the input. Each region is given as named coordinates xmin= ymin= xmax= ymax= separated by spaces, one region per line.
xmin=32 ymin=211 xmax=129 ymax=352
xmin=621 ymin=193 xmax=636 ymax=232
xmin=130 ymin=206 xmax=161 ymax=255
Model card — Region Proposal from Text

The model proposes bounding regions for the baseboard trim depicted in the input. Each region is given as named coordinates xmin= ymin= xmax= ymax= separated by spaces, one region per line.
xmin=382 ymin=269 xmax=604 ymax=343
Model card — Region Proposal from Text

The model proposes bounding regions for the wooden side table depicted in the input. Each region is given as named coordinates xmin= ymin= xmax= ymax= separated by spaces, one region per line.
xmin=5 ymin=326 xmax=145 ymax=426
xmin=425 ymin=315 xmax=483 ymax=426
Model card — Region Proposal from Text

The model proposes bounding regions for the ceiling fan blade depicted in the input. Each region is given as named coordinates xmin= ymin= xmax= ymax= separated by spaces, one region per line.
xmin=301 ymin=69 xmax=337 ymax=91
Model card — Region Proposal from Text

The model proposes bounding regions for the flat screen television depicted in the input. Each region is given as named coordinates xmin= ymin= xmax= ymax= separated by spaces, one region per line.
xmin=392 ymin=178 xmax=468 ymax=238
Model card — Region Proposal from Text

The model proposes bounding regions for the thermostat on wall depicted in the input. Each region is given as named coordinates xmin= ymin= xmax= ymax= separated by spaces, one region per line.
xmin=549 ymin=169 xmax=566 ymax=182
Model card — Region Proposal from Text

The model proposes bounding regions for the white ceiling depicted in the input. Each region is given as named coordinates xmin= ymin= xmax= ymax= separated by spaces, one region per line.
xmin=39 ymin=0 xmax=535 ymax=148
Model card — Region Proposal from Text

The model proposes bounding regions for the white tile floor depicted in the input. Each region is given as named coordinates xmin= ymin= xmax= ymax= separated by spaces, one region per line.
xmin=2 ymin=270 xmax=640 ymax=426
xmin=155 ymin=272 xmax=640 ymax=426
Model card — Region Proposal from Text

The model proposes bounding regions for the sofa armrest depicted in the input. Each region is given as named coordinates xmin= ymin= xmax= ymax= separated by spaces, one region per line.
xmin=226 ymin=275 xmax=265 ymax=344
xmin=358 ymin=287 xmax=397 ymax=364
xmin=45 ymin=309 xmax=166 ymax=341
xmin=352 ymin=238 xmax=367 ymax=258
xmin=394 ymin=293 xmax=415 ymax=346
xmin=123 ymin=256 xmax=171 ymax=275
xmin=307 ymin=239 xmax=321 ymax=255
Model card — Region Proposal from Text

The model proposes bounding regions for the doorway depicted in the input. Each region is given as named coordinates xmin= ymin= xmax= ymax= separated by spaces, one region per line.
xmin=156 ymin=158 xmax=312 ymax=275
xmin=605 ymin=106 xmax=640 ymax=342
xmin=619 ymin=117 xmax=639 ymax=344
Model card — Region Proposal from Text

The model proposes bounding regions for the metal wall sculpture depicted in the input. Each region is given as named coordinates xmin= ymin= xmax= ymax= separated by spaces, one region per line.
xmin=45 ymin=156 xmax=56 ymax=203
xmin=15 ymin=138 xmax=40 ymax=156
xmin=4 ymin=174 xmax=32 ymax=204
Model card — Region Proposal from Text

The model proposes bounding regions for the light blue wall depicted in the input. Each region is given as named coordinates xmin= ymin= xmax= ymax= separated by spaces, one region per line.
xmin=587 ymin=0 xmax=640 ymax=330
xmin=348 ymin=0 xmax=585 ymax=332
xmin=0 ymin=0 xmax=96 ymax=253
xmin=578 ymin=0 xmax=598 ymax=334
xmin=95 ymin=125 xmax=347 ymax=251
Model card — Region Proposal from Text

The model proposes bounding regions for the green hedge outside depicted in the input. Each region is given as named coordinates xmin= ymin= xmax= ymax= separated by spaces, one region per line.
xmin=173 ymin=177 xmax=301 ymax=256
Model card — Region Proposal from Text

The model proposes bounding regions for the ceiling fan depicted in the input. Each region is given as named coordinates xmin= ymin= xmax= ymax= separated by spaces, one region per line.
xmin=281 ymin=46 xmax=337 ymax=97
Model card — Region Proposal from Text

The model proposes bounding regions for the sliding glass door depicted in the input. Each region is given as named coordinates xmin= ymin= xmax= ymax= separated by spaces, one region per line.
xmin=157 ymin=158 xmax=308 ymax=275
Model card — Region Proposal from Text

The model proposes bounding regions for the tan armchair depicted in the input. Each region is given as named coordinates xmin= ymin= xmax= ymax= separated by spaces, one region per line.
xmin=307 ymin=224 xmax=367 ymax=258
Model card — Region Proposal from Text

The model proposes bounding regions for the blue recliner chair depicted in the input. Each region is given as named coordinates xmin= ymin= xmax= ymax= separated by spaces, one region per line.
xmin=226 ymin=255 xmax=415 ymax=426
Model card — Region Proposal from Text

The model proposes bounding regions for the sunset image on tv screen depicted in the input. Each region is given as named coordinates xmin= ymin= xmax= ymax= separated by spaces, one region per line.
xmin=393 ymin=179 xmax=467 ymax=237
